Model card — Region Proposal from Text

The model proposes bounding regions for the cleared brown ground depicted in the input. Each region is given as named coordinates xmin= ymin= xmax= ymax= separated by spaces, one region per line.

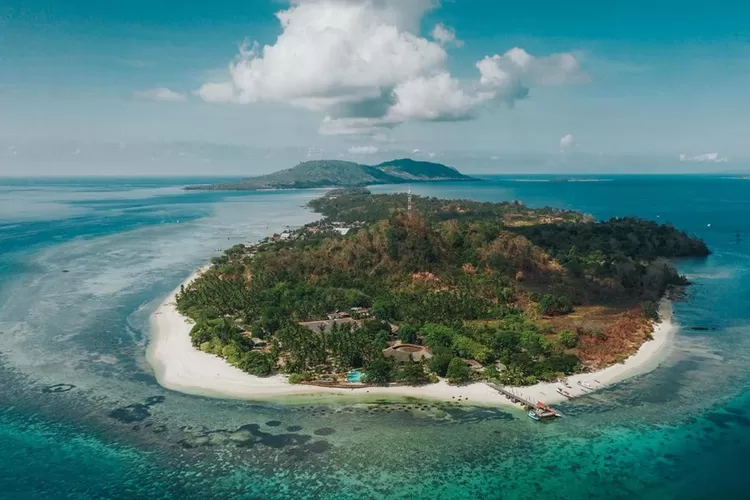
xmin=544 ymin=304 xmax=653 ymax=369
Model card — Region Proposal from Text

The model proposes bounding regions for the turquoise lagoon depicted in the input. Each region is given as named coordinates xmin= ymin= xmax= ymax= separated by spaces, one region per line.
xmin=0 ymin=175 xmax=749 ymax=499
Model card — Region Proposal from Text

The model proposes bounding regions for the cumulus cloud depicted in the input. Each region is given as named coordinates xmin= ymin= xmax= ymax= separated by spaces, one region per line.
xmin=679 ymin=153 xmax=728 ymax=163
xmin=348 ymin=145 xmax=379 ymax=155
xmin=198 ymin=0 xmax=586 ymax=135
xmin=560 ymin=133 xmax=575 ymax=150
xmin=387 ymin=72 xmax=491 ymax=122
xmin=431 ymin=23 xmax=463 ymax=47
xmin=196 ymin=82 xmax=236 ymax=103
xmin=133 ymin=87 xmax=187 ymax=102
xmin=477 ymin=48 xmax=587 ymax=104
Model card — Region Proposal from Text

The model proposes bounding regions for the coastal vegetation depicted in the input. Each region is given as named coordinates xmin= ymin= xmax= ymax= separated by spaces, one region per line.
xmin=175 ymin=189 xmax=709 ymax=387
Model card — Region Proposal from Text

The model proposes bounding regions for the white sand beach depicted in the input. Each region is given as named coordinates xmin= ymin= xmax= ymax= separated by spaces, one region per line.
xmin=147 ymin=268 xmax=677 ymax=409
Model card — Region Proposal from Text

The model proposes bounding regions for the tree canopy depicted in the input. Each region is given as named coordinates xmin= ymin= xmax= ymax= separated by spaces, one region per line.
xmin=174 ymin=190 xmax=708 ymax=386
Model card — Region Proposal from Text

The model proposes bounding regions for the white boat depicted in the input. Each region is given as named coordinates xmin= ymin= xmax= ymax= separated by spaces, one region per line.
xmin=578 ymin=381 xmax=594 ymax=390
xmin=556 ymin=387 xmax=573 ymax=398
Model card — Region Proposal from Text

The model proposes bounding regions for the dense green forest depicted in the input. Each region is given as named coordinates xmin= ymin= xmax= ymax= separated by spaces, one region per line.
xmin=175 ymin=189 xmax=709 ymax=387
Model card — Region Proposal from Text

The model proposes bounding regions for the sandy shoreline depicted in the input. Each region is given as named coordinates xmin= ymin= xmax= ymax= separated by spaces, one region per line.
xmin=146 ymin=268 xmax=677 ymax=408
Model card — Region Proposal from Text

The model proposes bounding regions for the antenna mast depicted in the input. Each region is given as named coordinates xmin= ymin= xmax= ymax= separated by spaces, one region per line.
xmin=407 ymin=186 xmax=413 ymax=214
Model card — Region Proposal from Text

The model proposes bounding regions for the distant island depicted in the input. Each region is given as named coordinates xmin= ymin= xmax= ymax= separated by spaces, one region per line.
xmin=150 ymin=188 xmax=710 ymax=406
xmin=185 ymin=158 xmax=474 ymax=191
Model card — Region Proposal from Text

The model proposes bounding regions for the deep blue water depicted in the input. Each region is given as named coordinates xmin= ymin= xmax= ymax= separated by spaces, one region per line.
xmin=1 ymin=175 xmax=750 ymax=499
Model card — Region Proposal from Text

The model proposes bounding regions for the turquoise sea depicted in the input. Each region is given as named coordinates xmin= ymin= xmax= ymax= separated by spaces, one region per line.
xmin=1 ymin=175 xmax=749 ymax=499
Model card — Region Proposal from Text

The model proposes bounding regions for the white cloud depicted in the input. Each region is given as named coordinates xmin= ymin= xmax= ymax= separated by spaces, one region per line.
xmin=431 ymin=23 xmax=463 ymax=47
xmin=679 ymin=153 xmax=728 ymax=163
xmin=200 ymin=1 xmax=445 ymax=109
xmin=198 ymin=1 xmax=586 ymax=135
xmin=560 ymin=133 xmax=575 ymax=150
xmin=386 ymin=72 xmax=491 ymax=122
xmin=133 ymin=87 xmax=187 ymax=102
xmin=195 ymin=82 xmax=235 ymax=103
xmin=348 ymin=145 xmax=379 ymax=155
xmin=477 ymin=48 xmax=587 ymax=103
xmin=319 ymin=116 xmax=392 ymax=136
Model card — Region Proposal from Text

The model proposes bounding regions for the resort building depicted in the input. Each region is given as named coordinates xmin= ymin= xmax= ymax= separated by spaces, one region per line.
xmin=327 ymin=311 xmax=350 ymax=320
xmin=350 ymin=307 xmax=372 ymax=319
xmin=382 ymin=344 xmax=433 ymax=363
xmin=299 ymin=317 xmax=359 ymax=333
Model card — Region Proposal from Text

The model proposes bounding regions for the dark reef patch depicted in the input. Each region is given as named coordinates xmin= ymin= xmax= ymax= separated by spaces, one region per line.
xmin=109 ymin=403 xmax=151 ymax=424
xmin=176 ymin=422 xmax=325 ymax=454
xmin=705 ymin=410 xmax=750 ymax=428
xmin=108 ymin=396 xmax=167 ymax=424
xmin=145 ymin=395 xmax=166 ymax=406
xmin=306 ymin=440 xmax=331 ymax=454
xmin=313 ymin=427 xmax=336 ymax=436
xmin=42 ymin=383 xmax=76 ymax=393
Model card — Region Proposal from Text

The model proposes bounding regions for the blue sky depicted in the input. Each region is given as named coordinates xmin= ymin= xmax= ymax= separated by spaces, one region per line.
xmin=1 ymin=0 xmax=749 ymax=175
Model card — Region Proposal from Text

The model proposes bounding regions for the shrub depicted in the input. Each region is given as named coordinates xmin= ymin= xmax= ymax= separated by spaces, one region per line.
xmin=398 ymin=323 xmax=420 ymax=344
xmin=288 ymin=372 xmax=313 ymax=384
xmin=235 ymin=351 xmax=273 ymax=376
xmin=372 ymin=297 xmax=397 ymax=321
xmin=363 ymin=357 xmax=394 ymax=386
xmin=399 ymin=362 xmax=430 ymax=386
xmin=428 ymin=347 xmax=454 ymax=377
xmin=446 ymin=357 xmax=472 ymax=385
xmin=557 ymin=329 xmax=578 ymax=348
xmin=482 ymin=364 xmax=501 ymax=381
xmin=538 ymin=294 xmax=573 ymax=316
xmin=421 ymin=323 xmax=455 ymax=349
xmin=452 ymin=334 xmax=493 ymax=364
xmin=641 ymin=300 xmax=659 ymax=321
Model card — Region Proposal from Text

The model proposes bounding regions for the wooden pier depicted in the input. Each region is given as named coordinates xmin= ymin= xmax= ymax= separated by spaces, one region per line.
xmin=485 ymin=383 xmax=562 ymax=420
xmin=485 ymin=383 xmax=537 ymax=409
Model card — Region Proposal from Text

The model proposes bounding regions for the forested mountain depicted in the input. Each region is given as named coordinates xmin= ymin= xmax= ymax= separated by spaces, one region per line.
xmin=175 ymin=189 xmax=709 ymax=386
xmin=185 ymin=158 xmax=473 ymax=191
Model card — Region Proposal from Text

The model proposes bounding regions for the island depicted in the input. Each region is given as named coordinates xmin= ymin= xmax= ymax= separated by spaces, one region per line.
xmin=148 ymin=189 xmax=710 ymax=408
xmin=185 ymin=158 xmax=474 ymax=190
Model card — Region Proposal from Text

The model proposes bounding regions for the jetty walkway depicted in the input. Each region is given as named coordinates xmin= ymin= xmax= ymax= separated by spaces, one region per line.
xmin=485 ymin=382 xmax=537 ymax=409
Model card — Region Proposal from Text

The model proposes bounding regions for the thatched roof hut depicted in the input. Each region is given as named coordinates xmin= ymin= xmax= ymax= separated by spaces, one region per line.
xmin=382 ymin=344 xmax=433 ymax=363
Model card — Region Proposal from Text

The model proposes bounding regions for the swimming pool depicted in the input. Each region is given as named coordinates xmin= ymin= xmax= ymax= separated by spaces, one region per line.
xmin=346 ymin=370 xmax=363 ymax=383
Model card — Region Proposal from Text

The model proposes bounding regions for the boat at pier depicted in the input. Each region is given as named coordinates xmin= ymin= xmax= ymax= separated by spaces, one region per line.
xmin=528 ymin=401 xmax=562 ymax=421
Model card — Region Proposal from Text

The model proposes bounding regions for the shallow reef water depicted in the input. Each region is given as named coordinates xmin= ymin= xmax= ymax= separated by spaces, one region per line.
xmin=1 ymin=175 xmax=750 ymax=498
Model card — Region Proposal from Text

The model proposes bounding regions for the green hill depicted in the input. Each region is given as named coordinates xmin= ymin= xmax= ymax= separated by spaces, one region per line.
xmin=186 ymin=158 xmax=474 ymax=191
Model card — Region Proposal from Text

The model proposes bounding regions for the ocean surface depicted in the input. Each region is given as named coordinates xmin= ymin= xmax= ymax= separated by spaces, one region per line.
xmin=1 ymin=175 xmax=749 ymax=499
